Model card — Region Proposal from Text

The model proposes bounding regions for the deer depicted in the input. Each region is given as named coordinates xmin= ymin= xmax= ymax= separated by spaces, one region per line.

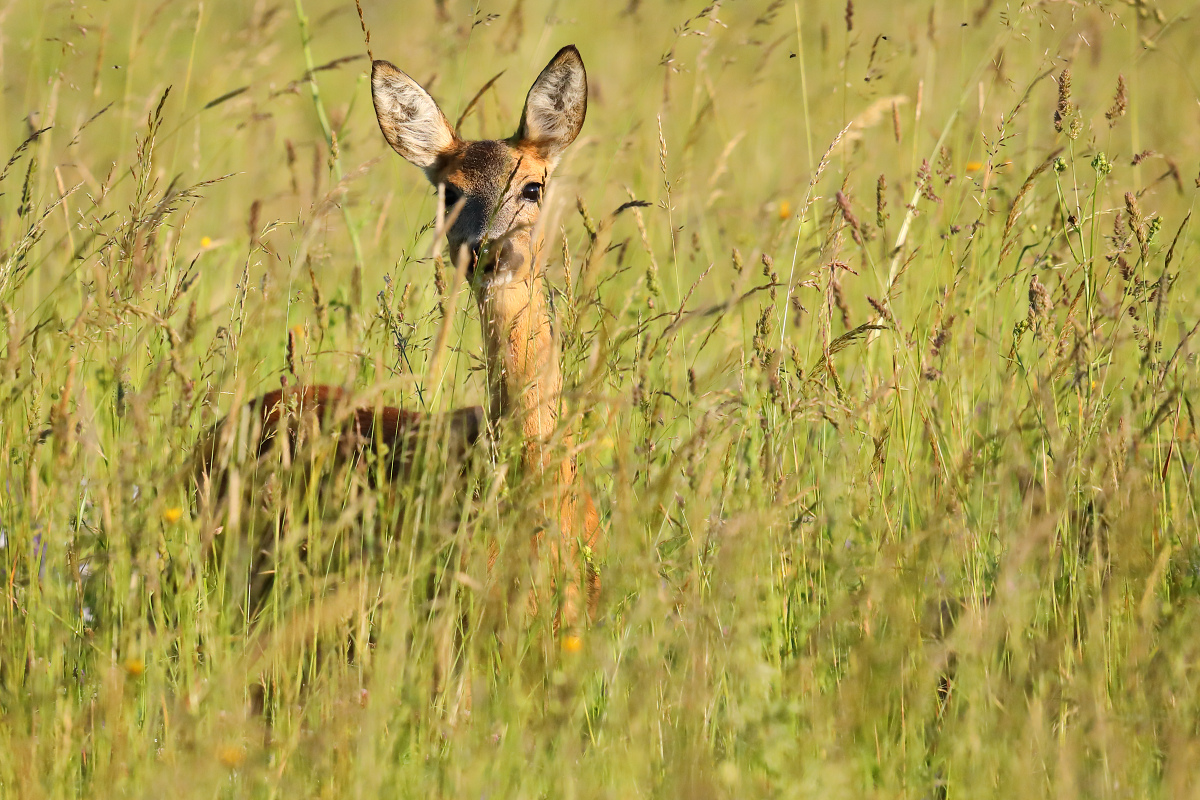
xmin=194 ymin=45 xmax=600 ymax=635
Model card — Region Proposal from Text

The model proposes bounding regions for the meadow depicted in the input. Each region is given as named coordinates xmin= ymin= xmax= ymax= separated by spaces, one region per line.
xmin=2 ymin=0 xmax=1199 ymax=796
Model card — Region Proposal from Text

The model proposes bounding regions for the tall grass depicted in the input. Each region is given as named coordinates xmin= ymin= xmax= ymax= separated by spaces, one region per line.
xmin=2 ymin=0 xmax=1199 ymax=797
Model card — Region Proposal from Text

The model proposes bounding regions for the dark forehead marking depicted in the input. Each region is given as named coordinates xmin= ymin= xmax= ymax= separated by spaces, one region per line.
xmin=456 ymin=140 xmax=515 ymax=183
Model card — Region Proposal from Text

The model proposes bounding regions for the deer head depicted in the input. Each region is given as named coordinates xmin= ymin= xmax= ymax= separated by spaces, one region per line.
xmin=371 ymin=45 xmax=587 ymax=290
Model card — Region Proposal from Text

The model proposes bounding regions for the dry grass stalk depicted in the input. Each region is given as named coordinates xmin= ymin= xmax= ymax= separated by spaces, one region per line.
xmin=999 ymin=148 xmax=1064 ymax=262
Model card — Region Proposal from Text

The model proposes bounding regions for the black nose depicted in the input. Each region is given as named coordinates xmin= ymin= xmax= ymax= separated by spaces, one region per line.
xmin=495 ymin=238 xmax=523 ymax=273
xmin=473 ymin=240 xmax=501 ymax=274
xmin=461 ymin=241 xmax=481 ymax=274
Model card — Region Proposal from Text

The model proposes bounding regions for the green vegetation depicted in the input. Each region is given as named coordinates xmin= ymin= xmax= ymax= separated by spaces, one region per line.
xmin=2 ymin=0 xmax=1199 ymax=796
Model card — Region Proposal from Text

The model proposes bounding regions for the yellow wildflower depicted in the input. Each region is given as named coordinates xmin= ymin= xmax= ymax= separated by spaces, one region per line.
xmin=217 ymin=745 xmax=245 ymax=768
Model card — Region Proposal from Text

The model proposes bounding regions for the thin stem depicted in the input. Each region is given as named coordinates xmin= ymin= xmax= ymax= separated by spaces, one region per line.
xmin=293 ymin=0 xmax=366 ymax=277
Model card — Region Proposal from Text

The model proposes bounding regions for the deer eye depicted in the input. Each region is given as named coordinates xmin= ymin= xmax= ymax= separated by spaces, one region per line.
xmin=521 ymin=182 xmax=543 ymax=203
xmin=441 ymin=184 xmax=463 ymax=208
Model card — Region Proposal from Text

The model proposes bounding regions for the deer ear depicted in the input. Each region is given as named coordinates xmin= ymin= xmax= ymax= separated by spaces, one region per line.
xmin=371 ymin=60 xmax=457 ymax=171
xmin=515 ymin=45 xmax=587 ymax=163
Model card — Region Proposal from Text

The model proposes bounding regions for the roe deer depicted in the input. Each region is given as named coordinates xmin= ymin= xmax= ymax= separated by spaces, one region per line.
xmin=195 ymin=45 xmax=599 ymax=628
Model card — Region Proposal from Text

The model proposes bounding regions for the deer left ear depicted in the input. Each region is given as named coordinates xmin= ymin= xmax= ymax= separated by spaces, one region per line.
xmin=515 ymin=45 xmax=587 ymax=164
xmin=371 ymin=60 xmax=458 ymax=171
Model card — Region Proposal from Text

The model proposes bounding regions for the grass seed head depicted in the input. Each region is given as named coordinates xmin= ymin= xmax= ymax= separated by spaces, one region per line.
xmin=875 ymin=174 xmax=888 ymax=228
xmin=1054 ymin=67 xmax=1074 ymax=133
xmin=1125 ymin=192 xmax=1146 ymax=245
xmin=1106 ymin=74 xmax=1128 ymax=126
xmin=836 ymin=191 xmax=864 ymax=246
xmin=1028 ymin=274 xmax=1052 ymax=331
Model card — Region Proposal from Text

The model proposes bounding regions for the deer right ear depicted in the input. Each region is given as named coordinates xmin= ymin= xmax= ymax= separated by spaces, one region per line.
xmin=516 ymin=45 xmax=587 ymax=164
xmin=371 ymin=61 xmax=457 ymax=171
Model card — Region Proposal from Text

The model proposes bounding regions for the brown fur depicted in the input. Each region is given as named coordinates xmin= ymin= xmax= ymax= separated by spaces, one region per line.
xmin=193 ymin=384 xmax=484 ymax=609
xmin=194 ymin=385 xmax=482 ymax=489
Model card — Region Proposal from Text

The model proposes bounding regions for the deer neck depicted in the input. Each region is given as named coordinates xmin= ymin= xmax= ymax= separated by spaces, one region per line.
xmin=475 ymin=235 xmax=595 ymax=627
xmin=477 ymin=258 xmax=563 ymax=466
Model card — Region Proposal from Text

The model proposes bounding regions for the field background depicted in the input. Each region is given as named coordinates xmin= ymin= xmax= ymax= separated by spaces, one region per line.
xmin=3 ymin=0 xmax=1200 ymax=797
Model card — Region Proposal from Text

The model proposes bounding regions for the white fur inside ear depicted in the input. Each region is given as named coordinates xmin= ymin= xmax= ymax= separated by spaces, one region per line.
xmin=518 ymin=47 xmax=587 ymax=160
xmin=371 ymin=63 xmax=456 ymax=170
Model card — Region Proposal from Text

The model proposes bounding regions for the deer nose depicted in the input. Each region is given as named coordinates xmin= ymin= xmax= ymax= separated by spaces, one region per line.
xmin=473 ymin=239 xmax=504 ymax=274
xmin=458 ymin=241 xmax=482 ymax=274
xmin=494 ymin=238 xmax=524 ymax=273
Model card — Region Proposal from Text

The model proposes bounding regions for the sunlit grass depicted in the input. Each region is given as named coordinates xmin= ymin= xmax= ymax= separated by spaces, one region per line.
xmin=2 ymin=0 xmax=1199 ymax=797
